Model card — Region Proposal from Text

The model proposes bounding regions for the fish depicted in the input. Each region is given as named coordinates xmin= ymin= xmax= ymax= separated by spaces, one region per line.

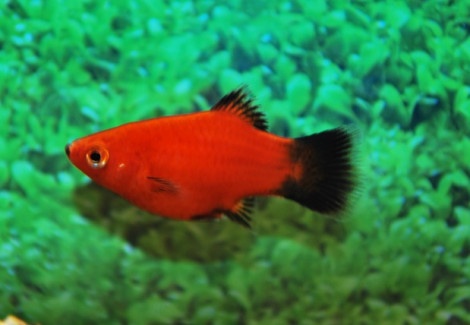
xmin=65 ymin=88 xmax=358 ymax=228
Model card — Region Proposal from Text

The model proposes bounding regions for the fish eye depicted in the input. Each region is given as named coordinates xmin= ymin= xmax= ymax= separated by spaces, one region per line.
xmin=86 ymin=147 xmax=109 ymax=169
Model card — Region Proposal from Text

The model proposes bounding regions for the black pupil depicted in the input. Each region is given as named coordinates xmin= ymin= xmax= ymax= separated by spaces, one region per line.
xmin=90 ymin=151 xmax=101 ymax=162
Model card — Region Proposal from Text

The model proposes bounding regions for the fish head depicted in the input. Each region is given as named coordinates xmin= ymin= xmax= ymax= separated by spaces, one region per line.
xmin=65 ymin=127 xmax=139 ymax=191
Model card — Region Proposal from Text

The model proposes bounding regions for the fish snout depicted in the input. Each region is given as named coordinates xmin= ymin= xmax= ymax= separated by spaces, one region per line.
xmin=65 ymin=144 xmax=71 ymax=157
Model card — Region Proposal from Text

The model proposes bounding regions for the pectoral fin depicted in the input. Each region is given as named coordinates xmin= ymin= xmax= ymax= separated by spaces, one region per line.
xmin=147 ymin=176 xmax=179 ymax=194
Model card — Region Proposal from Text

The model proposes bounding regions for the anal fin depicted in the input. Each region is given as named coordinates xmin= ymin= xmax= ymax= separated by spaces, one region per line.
xmin=224 ymin=197 xmax=255 ymax=228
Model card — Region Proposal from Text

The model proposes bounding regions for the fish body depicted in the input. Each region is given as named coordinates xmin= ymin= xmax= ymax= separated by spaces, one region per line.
xmin=66 ymin=89 xmax=357 ymax=227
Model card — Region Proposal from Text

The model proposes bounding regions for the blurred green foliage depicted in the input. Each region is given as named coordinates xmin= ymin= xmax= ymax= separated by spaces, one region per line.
xmin=1 ymin=0 xmax=470 ymax=324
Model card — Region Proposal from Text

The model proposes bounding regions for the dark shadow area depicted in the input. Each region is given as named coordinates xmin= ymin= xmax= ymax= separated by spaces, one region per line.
xmin=73 ymin=182 xmax=349 ymax=262
xmin=73 ymin=182 xmax=256 ymax=262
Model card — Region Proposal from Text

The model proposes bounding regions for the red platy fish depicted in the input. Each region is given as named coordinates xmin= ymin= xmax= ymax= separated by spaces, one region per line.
xmin=66 ymin=88 xmax=357 ymax=227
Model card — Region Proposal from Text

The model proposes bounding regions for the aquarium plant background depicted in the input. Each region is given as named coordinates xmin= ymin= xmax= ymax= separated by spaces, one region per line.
xmin=1 ymin=0 xmax=470 ymax=324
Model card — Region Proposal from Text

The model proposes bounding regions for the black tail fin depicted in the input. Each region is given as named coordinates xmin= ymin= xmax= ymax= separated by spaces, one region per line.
xmin=280 ymin=127 xmax=359 ymax=215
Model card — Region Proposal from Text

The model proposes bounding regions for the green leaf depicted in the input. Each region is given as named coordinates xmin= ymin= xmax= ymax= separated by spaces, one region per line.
xmin=126 ymin=295 xmax=183 ymax=324
xmin=290 ymin=21 xmax=315 ymax=46
xmin=80 ymin=106 xmax=100 ymax=123
xmin=274 ymin=55 xmax=297 ymax=81
xmin=11 ymin=160 xmax=35 ymax=191
xmin=437 ymin=170 xmax=469 ymax=194
xmin=0 ymin=161 xmax=9 ymax=188
xmin=416 ymin=63 xmax=434 ymax=92
xmin=286 ymin=73 xmax=311 ymax=114
xmin=384 ymin=1 xmax=411 ymax=28
xmin=454 ymin=86 xmax=470 ymax=132
xmin=379 ymin=84 xmax=409 ymax=125
xmin=460 ymin=37 xmax=470 ymax=58
xmin=219 ymin=69 xmax=243 ymax=94
xmin=297 ymin=0 xmax=327 ymax=19
xmin=257 ymin=43 xmax=278 ymax=63
xmin=314 ymin=84 xmax=354 ymax=120
xmin=356 ymin=40 xmax=389 ymax=77
xmin=454 ymin=207 xmax=470 ymax=226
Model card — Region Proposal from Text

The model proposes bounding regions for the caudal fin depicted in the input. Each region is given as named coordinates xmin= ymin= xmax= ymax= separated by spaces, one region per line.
xmin=280 ymin=127 xmax=359 ymax=215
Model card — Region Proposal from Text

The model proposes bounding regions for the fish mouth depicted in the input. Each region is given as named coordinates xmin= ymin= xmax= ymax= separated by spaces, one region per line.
xmin=65 ymin=144 xmax=71 ymax=157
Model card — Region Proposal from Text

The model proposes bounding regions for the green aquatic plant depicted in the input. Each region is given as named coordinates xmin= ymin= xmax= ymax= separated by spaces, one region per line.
xmin=1 ymin=0 xmax=470 ymax=324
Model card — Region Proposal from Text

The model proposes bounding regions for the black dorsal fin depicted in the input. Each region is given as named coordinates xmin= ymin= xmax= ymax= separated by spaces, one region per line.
xmin=224 ymin=197 xmax=255 ymax=228
xmin=211 ymin=88 xmax=268 ymax=131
